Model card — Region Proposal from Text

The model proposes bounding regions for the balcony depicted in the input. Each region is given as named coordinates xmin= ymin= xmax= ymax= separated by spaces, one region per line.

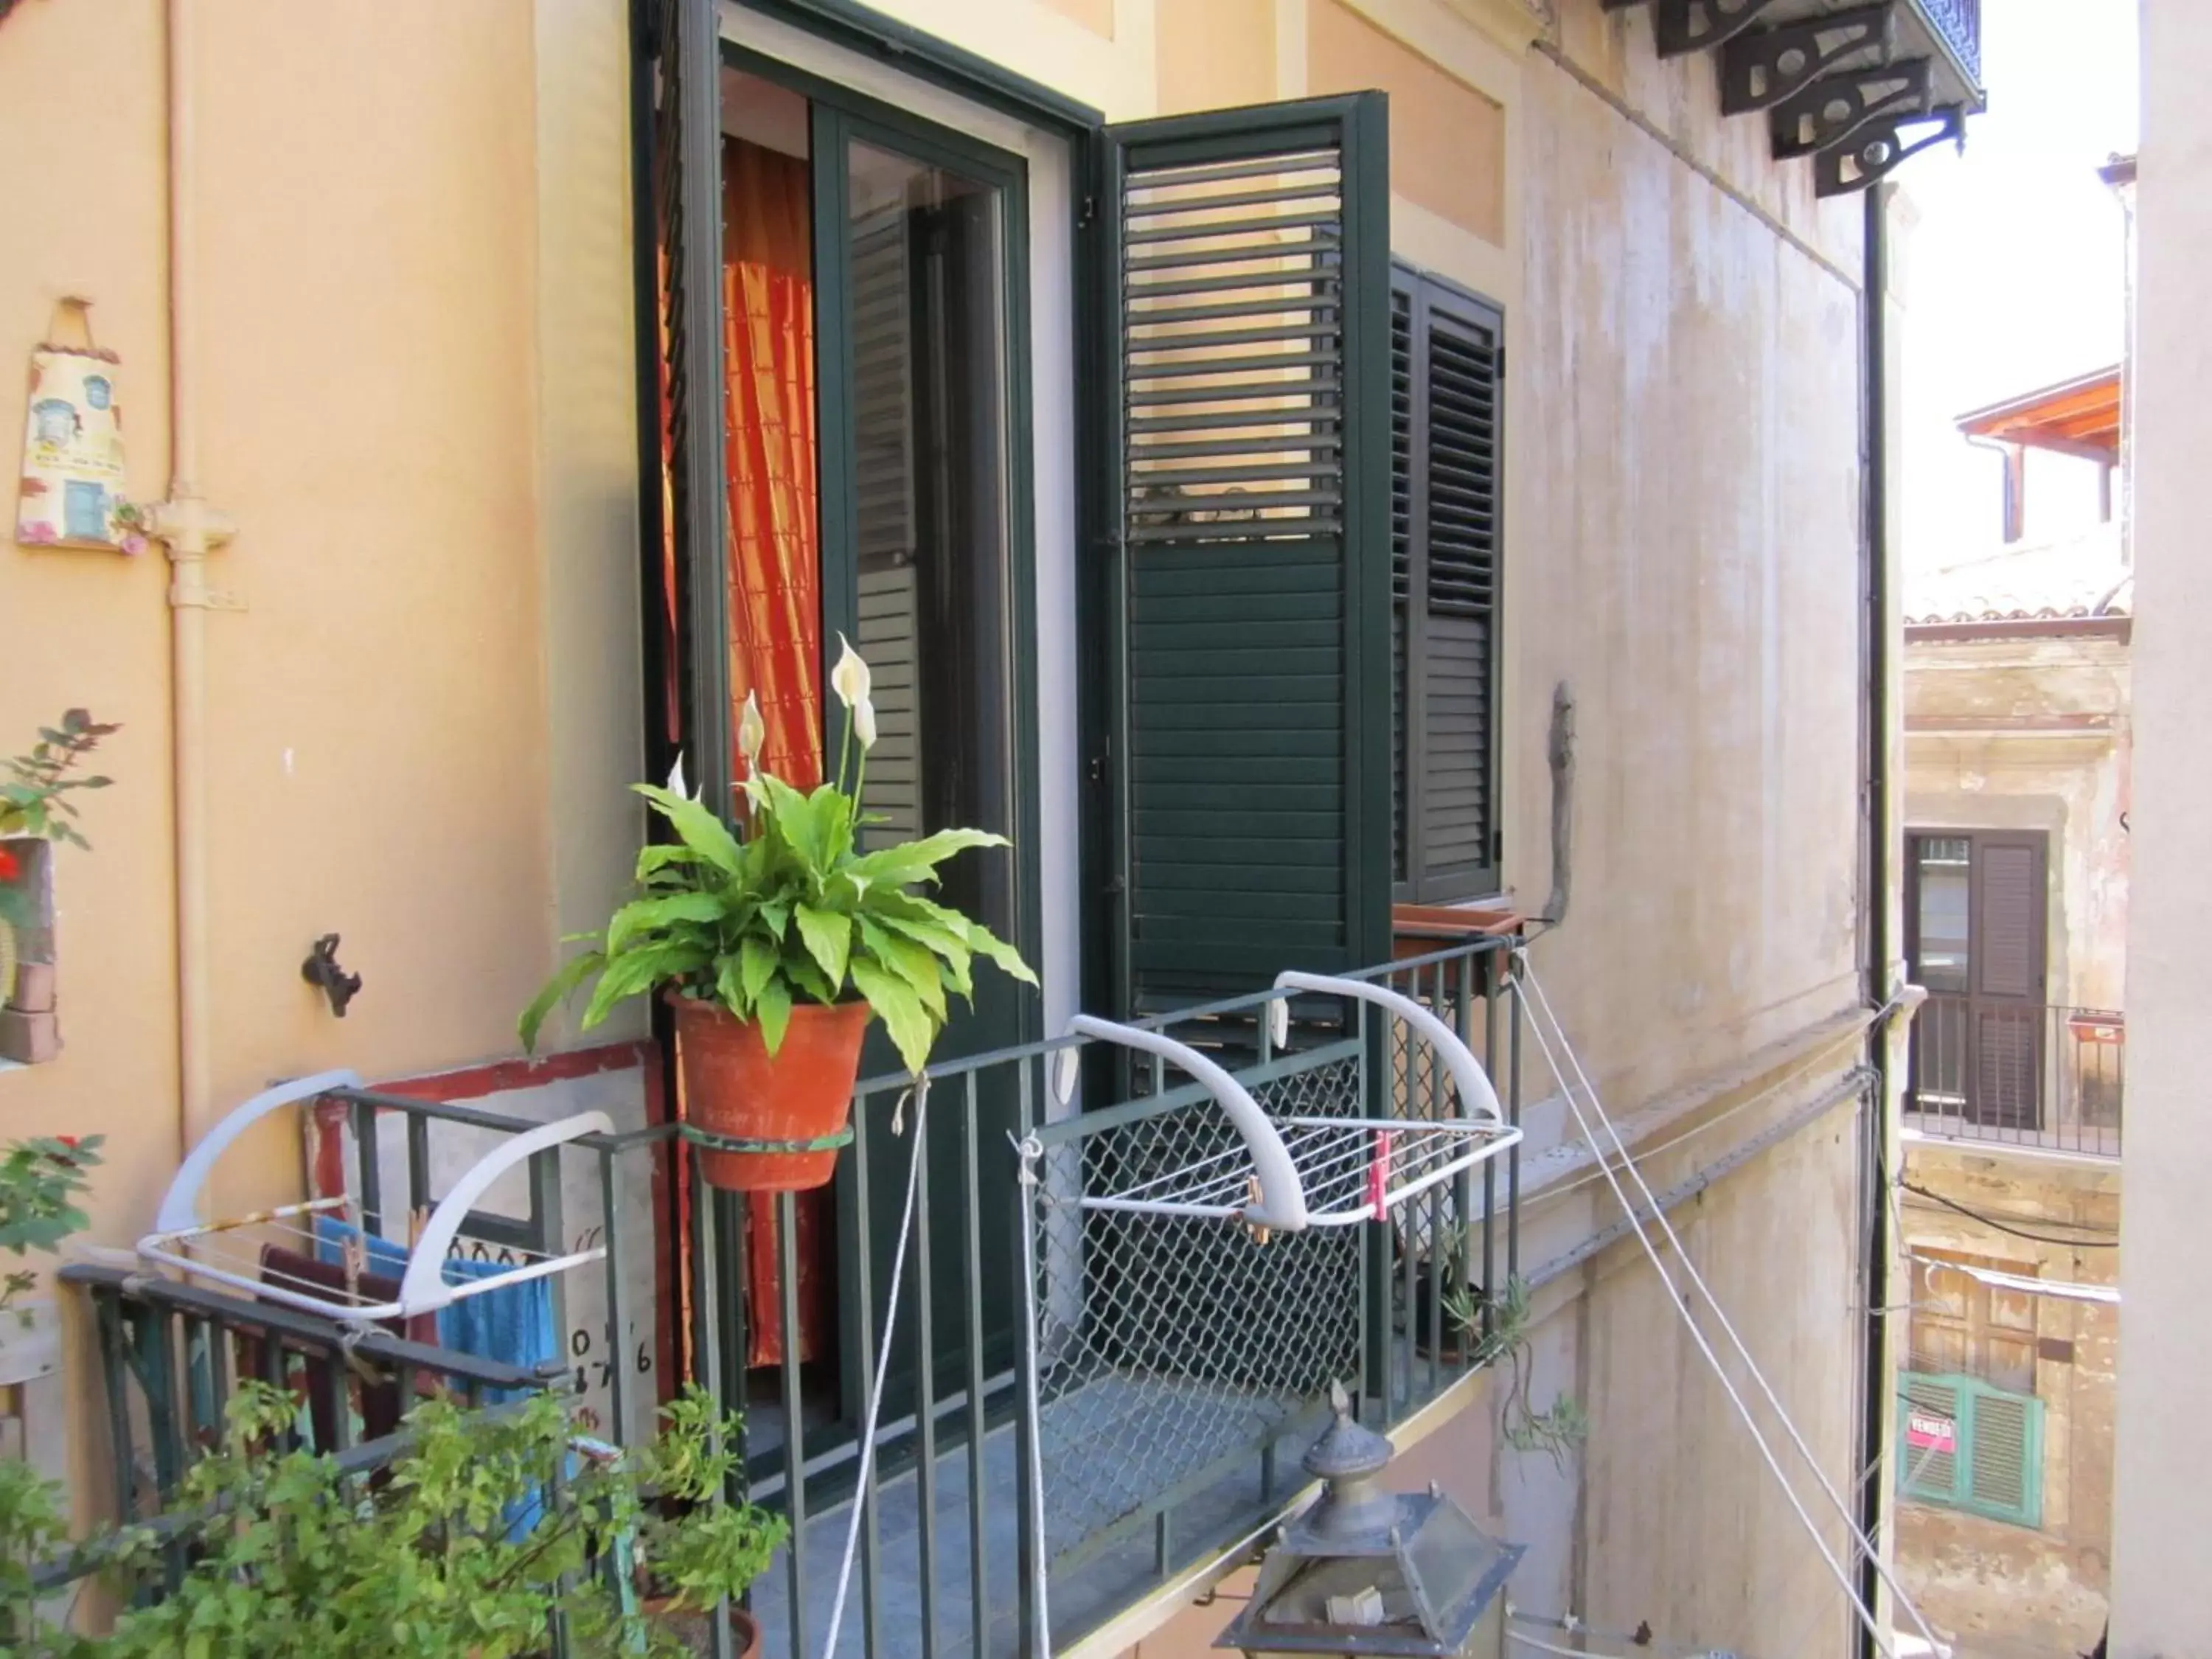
xmin=1905 ymin=993 xmax=2124 ymax=1160
xmin=1607 ymin=0 xmax=1986 ymax=195
xmin=49 ymin=936 xmax=1523 ymax=1659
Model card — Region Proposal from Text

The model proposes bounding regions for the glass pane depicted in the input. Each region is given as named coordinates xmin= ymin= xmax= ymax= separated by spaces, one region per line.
xmin=845 ymin=140 xmax=1014 ymax=937
xmin=1915 ymin=836 xmax=1972 ymax=993
xmin=723 ymin=72 xmax=825 ymax=791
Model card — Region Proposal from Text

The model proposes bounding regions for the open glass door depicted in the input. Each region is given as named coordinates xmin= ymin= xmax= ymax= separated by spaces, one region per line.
xmin=667 ymin=57 xmax=1039 ymax=1464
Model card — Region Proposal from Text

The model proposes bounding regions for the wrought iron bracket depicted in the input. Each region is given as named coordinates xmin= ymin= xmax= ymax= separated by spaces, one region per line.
xmin=1816 ymin=103 xmax=1966 ymax=196
xmin=1771 ymin=57 xmax=1930 ymax=159
xmin=1655 ymin=0 xmax=1779 ymax=59
xmin=1722 ymin=4 xmax=1892 ymax=114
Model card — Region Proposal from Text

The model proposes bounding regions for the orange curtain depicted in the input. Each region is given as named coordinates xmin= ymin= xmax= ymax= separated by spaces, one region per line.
xmin=723 ymin=138 xmax=830 ymax=1371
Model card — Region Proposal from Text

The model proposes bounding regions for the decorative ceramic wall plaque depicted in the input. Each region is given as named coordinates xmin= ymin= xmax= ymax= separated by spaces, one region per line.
xmin=17 ymin=305 xmax=137 ymax=553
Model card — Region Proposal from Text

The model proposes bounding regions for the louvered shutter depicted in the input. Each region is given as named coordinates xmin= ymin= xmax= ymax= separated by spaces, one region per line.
xmin=1964 ymin=1384 xmax=2043 ymax=1528
xmin=1102 ymin=96 xmax=1393 ymax=1015
xmin=1898 ymin=1372 xmax=1965 ymax=1506
xmin=1388 ymin=269 xmax=1503 ymax=904
xmin=647 ymin=0 xmax=733 ymax=814
xmin=1390 ymin=286 xmax=1413 ymax=889
xmin=1974 ymin=836 xmax=2047 ymax=1128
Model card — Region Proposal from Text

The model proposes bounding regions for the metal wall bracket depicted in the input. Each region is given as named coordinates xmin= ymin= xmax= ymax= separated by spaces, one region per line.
xmin=1655 ymin=0 xmax=1778 ymax=59
xmin=1721 ymin=4 xmax=1891 ymax=114
xmin=1771 ymin=57 xmax=1930 ymax=159
xmin=1815 ymin=103 xmax=1966 ymax=196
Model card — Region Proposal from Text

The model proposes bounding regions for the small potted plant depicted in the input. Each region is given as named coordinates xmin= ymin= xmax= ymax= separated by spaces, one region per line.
xmin=0 ymin=710 xmax=117 ymax=1062
xmin=521 ymin=640 xmax=1034 ymax=1191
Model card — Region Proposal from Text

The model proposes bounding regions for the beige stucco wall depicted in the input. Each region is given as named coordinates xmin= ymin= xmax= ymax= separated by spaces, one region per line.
xmin=1903 ymin=633 xmax=2132 ymax=1012
xmin=2110 ymin=2 xmax=2212 ymax=1653
xmin=1 ymin=0 xmax=643 ymax=1499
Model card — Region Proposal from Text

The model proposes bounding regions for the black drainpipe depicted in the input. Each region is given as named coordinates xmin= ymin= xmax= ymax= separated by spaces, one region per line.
xmin=1855 ymin=178 xmax=1894 ymax=1659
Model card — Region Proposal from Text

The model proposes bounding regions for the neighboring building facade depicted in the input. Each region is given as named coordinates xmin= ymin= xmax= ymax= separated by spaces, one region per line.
xmin=1894 ymin=367 xmax=2131 ymax=1642
xmin=1 ymin=1 xmax=1986 ymax=1654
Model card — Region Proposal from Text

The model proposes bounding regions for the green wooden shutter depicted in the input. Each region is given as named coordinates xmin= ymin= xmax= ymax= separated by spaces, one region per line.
xmin=1897 ymin=1371 xmax=1966 ymax=1506
xmin=1389 ymin=268 xmax=1503 ymax=905
xmin=1898 ymin=1371 xmax=2043 ymax=1528
xmin=1102 ymin=95 xmax=1393 ymax=1015
xmin=647 ymin=0 xmax=732 ymax=813
xmin=1963 ymin=1381 xmax=2044 ymax=1528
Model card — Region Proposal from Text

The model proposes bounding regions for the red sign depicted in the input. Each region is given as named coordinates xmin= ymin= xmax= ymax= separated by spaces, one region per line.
xmin=1907 ymin=1409 xmax=1956 ymax=1454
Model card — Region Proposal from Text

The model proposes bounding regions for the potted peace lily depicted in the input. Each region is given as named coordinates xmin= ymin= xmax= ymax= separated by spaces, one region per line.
xmin=521 ymin=640 xmax=1033 ymax=1191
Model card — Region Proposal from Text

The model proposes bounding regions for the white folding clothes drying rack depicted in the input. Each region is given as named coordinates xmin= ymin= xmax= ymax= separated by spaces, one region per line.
xmin=138 ymin=1068 xmax=611 ymax=1326
xmin=1047 ymin=972 xmax=1521 ymax=1231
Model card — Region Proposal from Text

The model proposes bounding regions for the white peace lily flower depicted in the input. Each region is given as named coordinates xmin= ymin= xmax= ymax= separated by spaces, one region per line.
xmin=830 ymin=633 xmax=872 ymax=709
xmin=854 ymin=696 xmax=878 ymax=752
xmin=737 ymin=692 xmax=766 ymax=773
xmin=666 ymin=751 xmax=691 ymax=801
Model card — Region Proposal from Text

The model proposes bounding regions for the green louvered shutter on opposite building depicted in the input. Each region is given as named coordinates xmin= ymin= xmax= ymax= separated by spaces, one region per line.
xmin=1899 ymin=1371 xmax=2042 ymax=1529
xmin=1100 ymin=94 xmax=1394 ymax=1015
xmin=1964 ymin=1383 xmax=2043 ymax=1528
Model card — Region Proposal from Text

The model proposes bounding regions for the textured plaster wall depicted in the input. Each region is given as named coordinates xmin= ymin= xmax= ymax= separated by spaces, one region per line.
xmin=1903 ymin=634 xmax=2132 ymax=1011
xmin=1896 ymin=1147 xmax=2121 ymax=1658
xmin=1 ymin=0 xmax=642 ymax=1501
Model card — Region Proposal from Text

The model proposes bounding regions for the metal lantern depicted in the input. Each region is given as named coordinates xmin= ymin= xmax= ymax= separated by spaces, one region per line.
xmin=1217 ymin=1384 xmax=1523 ymax=1659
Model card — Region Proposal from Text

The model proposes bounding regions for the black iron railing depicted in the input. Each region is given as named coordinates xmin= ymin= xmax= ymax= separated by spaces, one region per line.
xmin=46 ymin=936 xmax=1523 ymax=1659
xmin=1906 ymin=993 xmax=2124 ymax=1158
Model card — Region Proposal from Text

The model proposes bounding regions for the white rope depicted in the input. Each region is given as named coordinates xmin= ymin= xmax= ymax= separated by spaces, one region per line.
xmin=1514 ymin=956 xmax=1943 ymax=1654
xmin=820 ymin=1074 xmax=931 ymax=1659
xmin=1507 ymin=956 xmax=1896 ymax=1659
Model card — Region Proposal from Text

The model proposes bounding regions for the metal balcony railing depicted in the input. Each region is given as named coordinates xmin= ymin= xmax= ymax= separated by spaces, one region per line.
xmin=1913 ymin=0 xmax=1983 ymax=88
xmin=48 ymin=935 xmax=1523 ymax=1659
xmin=1905 ymin=993 xmax=2124 ymax=1159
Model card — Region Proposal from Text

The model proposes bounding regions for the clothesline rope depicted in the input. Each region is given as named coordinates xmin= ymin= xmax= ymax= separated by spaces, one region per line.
xmin=1512 ymin=953 xmax=1940 ymax=1659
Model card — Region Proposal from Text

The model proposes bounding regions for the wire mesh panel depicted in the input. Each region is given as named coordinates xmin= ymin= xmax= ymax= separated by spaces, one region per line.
xmin=1025 ymin=1046 xmax=1364 ymax=1569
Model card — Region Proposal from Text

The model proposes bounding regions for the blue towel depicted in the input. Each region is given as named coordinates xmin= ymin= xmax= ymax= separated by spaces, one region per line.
xmin=312 ymin=1217 xmax=557 ymax=1404
xmin=313 ymin=1217 xmax=563 ymax=1540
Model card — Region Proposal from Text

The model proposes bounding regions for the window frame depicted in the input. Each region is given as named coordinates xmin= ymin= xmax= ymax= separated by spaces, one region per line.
xmin=1391 ymin=260 xmax=1505 ymax=907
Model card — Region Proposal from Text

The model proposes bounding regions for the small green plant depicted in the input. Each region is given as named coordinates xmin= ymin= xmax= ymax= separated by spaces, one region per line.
xmin=521 ymin=639 xmax=1033 ymax=1071
xmin=1446 ymin=1273 xmax=1590 ymax=1470
xmin=0 ymin=709 xmax=119 ymax=853
xmin=2 ymin=1382 xmax=783 ymax=1658
xmin=1 ymin=709 xmax=118 ymax=1003
xmin=0 ymin=1135 xmax=100 ymax=1324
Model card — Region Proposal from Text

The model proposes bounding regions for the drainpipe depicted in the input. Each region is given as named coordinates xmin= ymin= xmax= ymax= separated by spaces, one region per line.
xmin=1855 ymin=179 xmax=1896 ymax=1659
xmin=150 ymin=0 xmax=234 ymax=1159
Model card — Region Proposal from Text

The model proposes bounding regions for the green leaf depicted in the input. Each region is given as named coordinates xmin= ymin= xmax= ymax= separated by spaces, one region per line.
xmin=755 ymin=975 xmax=793 ymax=1056
xmin=633 ymin=784 xmax=743 ymax=876
xmin=782 ymin=952 xmax=835 ymax=1004
xmin=715 ymin=955 xmax=749 ymax=1019
xmin=580 ymin=942 xmax=709 ymax=1029
xmin=759 ymin=900 xmax=791 ymax=940
xmin=849 ymin=959 xmax=937 ymax=1074
xmin=857 ymin=917 xmax=947 ymax=1021
xmin=871 ymin=911 xmax=974 ymax=1002
xmin=636 ymin=842 xmax=711 ymax=879
xmin=846 ymin=827 xmax=1009 ymax=891
xmin=961 ymin=919 xmax=1038 ymax=987
xmin=740 ymin=933 xmax=779 ymax=1004
xmin=518 ymin=949 xmax=606 ymax=1052
xmin=606 ymin=890 xmax=726 ymax=953
xmin=793 ymin=903 xmax=852 ymax=990
xmin=754 ymin=774 xmax=830 ymax=875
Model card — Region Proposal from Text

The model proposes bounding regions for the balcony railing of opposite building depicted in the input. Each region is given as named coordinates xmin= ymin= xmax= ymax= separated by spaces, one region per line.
xmin=1906 ymin=993 xmax=2123 ymax=1159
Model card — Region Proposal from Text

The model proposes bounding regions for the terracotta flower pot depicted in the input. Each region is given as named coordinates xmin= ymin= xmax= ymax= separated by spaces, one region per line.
xmin=671 ymin=994 xmax=869 ymax=1192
